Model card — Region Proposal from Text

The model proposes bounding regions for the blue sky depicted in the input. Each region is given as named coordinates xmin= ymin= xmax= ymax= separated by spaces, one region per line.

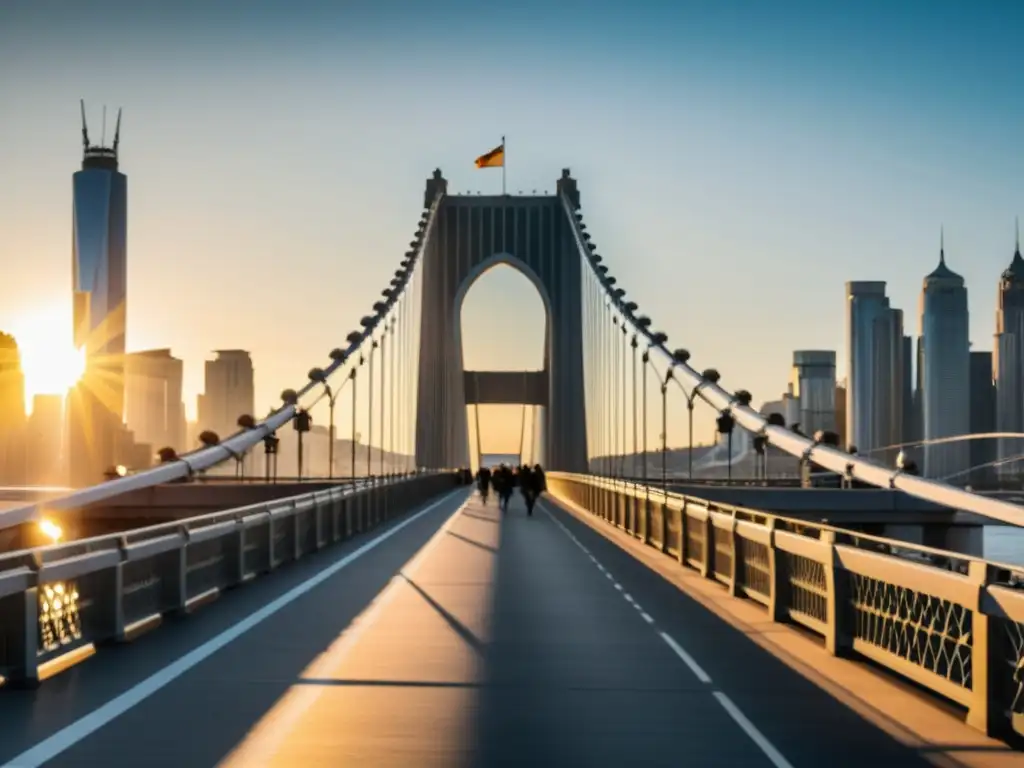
xmin=1 ymin=1 xmax=1022 ymax=453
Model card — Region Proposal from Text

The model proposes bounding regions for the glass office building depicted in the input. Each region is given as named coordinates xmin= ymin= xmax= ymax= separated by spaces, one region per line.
xmin=68 ymin=104 xmax=128 ymax=485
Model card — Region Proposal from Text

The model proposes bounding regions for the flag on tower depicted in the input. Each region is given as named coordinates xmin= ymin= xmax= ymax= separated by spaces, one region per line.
xmin=474 ymin=140 xmax=505 ymax=168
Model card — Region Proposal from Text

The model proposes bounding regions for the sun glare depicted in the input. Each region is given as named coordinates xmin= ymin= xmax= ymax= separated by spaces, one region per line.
xmin=11 ymin=306 xmax=85 ymax=411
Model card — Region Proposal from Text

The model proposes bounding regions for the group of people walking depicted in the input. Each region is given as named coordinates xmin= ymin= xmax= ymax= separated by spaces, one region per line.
xmin=475 ymin=463 xmax=547 ymax=516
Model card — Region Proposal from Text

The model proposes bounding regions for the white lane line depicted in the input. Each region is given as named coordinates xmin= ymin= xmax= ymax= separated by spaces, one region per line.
xmin=659 ymin=631 xmax=712 ymax=684
xmin=540 ymin=499 xmax=796 ymax=768
xmin=613 ymin=583 xmax=623 ymax=591
xmin=714 ymin=692 xmax=796 ymax=768
xmin=1 ymin=489 xmax=469 ymax=768
xmin=219 ymin=494 xmax=473 ymax=767
xmin=623 ymin=593 xmax=634 ymax=604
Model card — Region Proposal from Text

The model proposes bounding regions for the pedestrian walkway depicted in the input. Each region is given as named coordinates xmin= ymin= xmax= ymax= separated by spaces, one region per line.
xmin=1 ymin=490 xmax=943 ymax=767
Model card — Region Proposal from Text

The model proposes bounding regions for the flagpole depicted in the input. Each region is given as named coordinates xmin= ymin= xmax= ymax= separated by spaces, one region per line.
xmin=502 ymin=135 xmax=506 ymax=196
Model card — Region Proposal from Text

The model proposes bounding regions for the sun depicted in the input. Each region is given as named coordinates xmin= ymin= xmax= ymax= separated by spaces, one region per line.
xmin=10 ymin=305 xmax=86 ymax=411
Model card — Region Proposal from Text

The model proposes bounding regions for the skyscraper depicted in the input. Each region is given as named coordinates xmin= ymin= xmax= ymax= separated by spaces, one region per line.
xmin=969 ymin=351 xmax=996 ymax=487
xmin=919 ymin=236 xmax=970 ymax=480
xmin=993 ymin=223 xmax=1024 ymax=481
xmin=845 ymin=282 xmax=906 ymax=456
xmin=67 ymin=101 xmax=128 ymax=486
xmin=26 ymin=394 xmax=66 ymax=487
xmin=790 ymin=350 xmax=836 ymax=437
xmin=197 ymin=351 xmax=255 ymax=443
xmin=125 ymin=349 xmax=186 ymax=453
xmin=871 ymin=307 xmax=906 ymax=465
xmin=0 ymin=332 xmax=27 ymax=485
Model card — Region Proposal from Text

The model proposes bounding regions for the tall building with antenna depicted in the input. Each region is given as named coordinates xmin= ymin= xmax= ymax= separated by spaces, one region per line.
xmin=994 ymin=219 xmax=1024 ymax=481
xmin=919 ymin=231 xmax=970 ymax=481
xmin=67 ymin=100 xmax=128 ymax=486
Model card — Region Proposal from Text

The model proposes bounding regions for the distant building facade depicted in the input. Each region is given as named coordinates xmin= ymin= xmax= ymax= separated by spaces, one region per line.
xmin=26 ymin=394 xmax=65 ymax=486
xmin=994 ymin=232 xmax=1024 ymax=480
xmin=845 ymin=281 xmax=907 ymax=459
xmin=0 ymin=332 xmax=27 ymax=485
xmin=919 ymin=242 xmax=970 ymax=480
xmin=197 ymin=350 xmax=255 ymax=444
xmin=969 ymin=351 xmax=996 ymax=487
xmin=125 ymin=349 xmax=186 ymax=454
xmin=67 ymin=103 xmax=128 ymax=485
xmin=790 ymin=350 xmax=836 ymax=437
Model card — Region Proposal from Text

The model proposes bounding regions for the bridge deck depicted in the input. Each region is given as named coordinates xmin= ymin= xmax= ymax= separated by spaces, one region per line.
xmin=0 ymin=492 xmax=937 ymax=766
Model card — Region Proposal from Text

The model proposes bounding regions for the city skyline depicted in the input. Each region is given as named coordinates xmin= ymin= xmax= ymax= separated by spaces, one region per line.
xmin=1 ymin=2 xmax=1022 ymax=454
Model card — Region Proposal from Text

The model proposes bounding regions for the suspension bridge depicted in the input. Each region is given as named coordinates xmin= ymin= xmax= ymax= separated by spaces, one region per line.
xmin=1 ymin=169 xmax=1023 ymax=766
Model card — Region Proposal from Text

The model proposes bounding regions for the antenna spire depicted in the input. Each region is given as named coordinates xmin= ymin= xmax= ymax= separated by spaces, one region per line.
xmin=940 ymin=225 xmax=945 ymax=264
xmin=113 ymin=108 xmax=122 ymax=157
xmin=80 ymin=99 xmax=90 ymax=151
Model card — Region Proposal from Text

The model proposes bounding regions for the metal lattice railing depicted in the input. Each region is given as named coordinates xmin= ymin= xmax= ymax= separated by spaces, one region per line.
xmin=547 ymin=471 xmax=1024 ymax=746
xmin=0 ymin=473 xmax=457 ymax=685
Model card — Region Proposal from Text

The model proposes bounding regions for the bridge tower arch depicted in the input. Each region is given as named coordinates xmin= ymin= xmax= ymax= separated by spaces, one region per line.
xmin=414 ymin=170 xmax=588 ymax=471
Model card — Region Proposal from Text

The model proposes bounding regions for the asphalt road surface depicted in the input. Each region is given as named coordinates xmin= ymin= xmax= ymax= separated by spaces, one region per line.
xmin=0 ymin=489 xmax=933 ymax=767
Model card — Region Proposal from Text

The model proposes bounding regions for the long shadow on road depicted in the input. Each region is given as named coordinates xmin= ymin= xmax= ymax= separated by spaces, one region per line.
xmin=515 ymin=496 xmax=941 ymax=768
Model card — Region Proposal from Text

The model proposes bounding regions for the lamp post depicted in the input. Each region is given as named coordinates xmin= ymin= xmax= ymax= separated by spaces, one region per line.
xmin=389 ymin=315 xmax=397 ymax=478
xmin=309 ymin=365 xmax=342 ymax=479
xmin=620 ymin=321 xmax=628 ymax=479
xmin=236 ymin=414 xmax=256 ymax=479
xmin=661 ymin=368 xmax=673 ymax=492
xmin=374 ymin=297 xmax=391 ymax=479
xmin=263 ymin=432 xmax=279 ymax=482
xmin=294 ymin=408 xmax=311 ymax=480
xmin=350 ymin=367 xmax=358 ymax=480
xmin=688 ymin=368 xmax=721 ymax=480
xmin=717 ymin=388 xmax=750 ymax=483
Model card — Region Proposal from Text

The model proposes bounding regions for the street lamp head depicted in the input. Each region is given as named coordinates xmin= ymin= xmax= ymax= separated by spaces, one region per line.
xmin=597 ymin=265 xmax=609 ymax=275
xmin=814 ymin=430 xmax=840 ymax=447
xmin=237 ymin=413 xmax=256 ymax=430
xmin=360 ymin=315 xmax=375 ymax=328
xmin=373 ymin=301 xmax=387 ymax=314
xmin=636 ymin=316 xmax=652 ymax=329
xmin=606 ymin=276 xmax=617 ymax=286
xmin=157 ymin=446 xmax=178 ymax=463
xmin=329 ymin=348 xmax=347 ymax=362
xmin=409 ymin=240 xmax=418 ymax=249
xmin=308 ymin=367 xmax=327 ymax=383
xmin=280 ymin=389 xmax=299 ymax=405
xmin=624 ymin=300 xmax=638 ymax=314
xmin=672 ymin=348 xmax=691 ymax=365
xmin=766 ymin=412 xmax=786 ymax=427
xmin=199 ymin=430 xmax=221 ymax=447
xmin=390 ymin=277 xmax=402 ymax=288
xmin=650 ymin=331 xmax=668 ymax=345
xmin=734 ymin=389 xmax=753 ymax=407
xmin=346 ymin=331 xmax=363 ymax=344
xmin=591 ymin=254 xmax=603 ymax=264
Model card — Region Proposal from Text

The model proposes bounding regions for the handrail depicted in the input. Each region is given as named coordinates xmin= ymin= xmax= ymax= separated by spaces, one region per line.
xmin=550 ymin=471 xmax=1024 ymax=576
xmin=0 ymin=473 xmax=422 ymax=571
xmin=562 ymin=194 xmax=1024 ymax=528
xmin=0 ymin=193 xmax=446 ymax=531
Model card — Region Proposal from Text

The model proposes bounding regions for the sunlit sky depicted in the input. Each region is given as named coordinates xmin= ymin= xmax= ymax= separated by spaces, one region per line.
xmin=1 ymin=1 xmax=1022 ymax=452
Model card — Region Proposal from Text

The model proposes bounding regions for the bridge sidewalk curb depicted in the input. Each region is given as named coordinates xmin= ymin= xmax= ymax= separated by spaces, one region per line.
xmin=545 ymin=492 xmax=1020 ymax=768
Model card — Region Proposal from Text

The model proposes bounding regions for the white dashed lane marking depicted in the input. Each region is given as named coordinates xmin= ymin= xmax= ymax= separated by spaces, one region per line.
xmin=539 ymin=500 xmax=796 ymax=768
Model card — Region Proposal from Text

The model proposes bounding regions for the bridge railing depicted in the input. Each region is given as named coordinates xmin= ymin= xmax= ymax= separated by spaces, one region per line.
xmin=0 ymin=472 xmax=457 ymax=687
xmin=548 ymin=471 xmax=1024 ymax=744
